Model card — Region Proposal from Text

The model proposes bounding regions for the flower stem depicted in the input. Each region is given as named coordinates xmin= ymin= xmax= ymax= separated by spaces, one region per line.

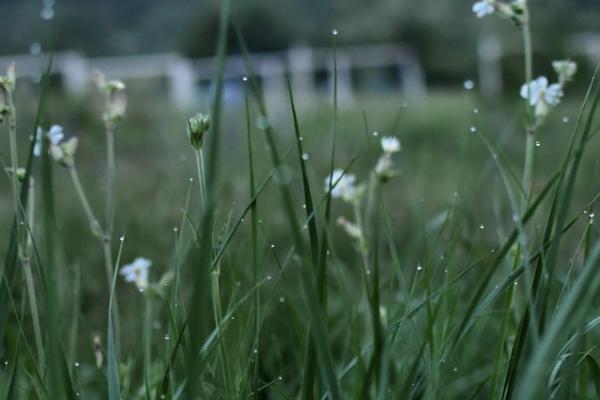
xmin=521 ymin=18 xmax=535 ymax=209
xmin=195 ymin=149 xmax=207 ymax=209
xmin=6 ymin=91 xmax=22 ymax=245
xmin=105 ymin=125 xmax=116 ymax=236
xmin=69 ymin=165 xmax=102 ymax=237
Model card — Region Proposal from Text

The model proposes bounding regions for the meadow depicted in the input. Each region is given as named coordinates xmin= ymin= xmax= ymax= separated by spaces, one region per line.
xmin=0 ymin=0 xmax=600 ymax=399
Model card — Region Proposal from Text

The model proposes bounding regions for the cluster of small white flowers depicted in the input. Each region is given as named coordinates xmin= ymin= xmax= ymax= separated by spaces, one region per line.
xmin=375 ymin=136 xmax=400 ymax=182
xmin=34 ymin=124 xmax=64 ymax=156
xmin=380 ymin=136 xmax=401 ymax=154
xmin=473 ymin=0 xmax=495 ymax=18
xmin=325 ymin=169 xmax=358 ymax=202
xmin=520 ymin=60 xmax=577 ymax=120
xmin=120 ymin=257 xmax=152 ymax=290
xmin=472 ymin=0 xmax=527 ymax=24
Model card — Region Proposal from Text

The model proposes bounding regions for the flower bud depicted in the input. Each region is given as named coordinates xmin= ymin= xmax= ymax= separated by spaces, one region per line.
xmin=4 ymin=166 xmax=26 ymax=182
xmin=94 ymin=71 xmax=127 ymax=126
xmin=552 ymin=60 xmax=577 ymax=86
xmin=375 ymin=154 xmax=398 ymax=183
xmin=187 ymin=113 xmax=210 ymax=150
xmin=0 ymin=63 xmax=16 ymax=124
xmin=50 ymin=137 xmax=79 ymax=167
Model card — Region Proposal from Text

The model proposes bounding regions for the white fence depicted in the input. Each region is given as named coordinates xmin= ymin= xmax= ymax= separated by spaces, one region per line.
xmin=0 ymin=44 xmax=426 ymax=109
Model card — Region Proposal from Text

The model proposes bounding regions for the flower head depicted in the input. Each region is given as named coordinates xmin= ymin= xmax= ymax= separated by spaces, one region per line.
xmin=43 ymin=125 xmax=78 ymax=167
xmin=552 ymin=60 xmax=577 ymax=85
xmin=187 ymin=113 xmax=210 ymax=150
xmin=325 ymin=169 xmax=359 ymax=202
xmin=120 ymin=257 xmax=152 ymax=290
xmin=473 ymin=0 xmax=495 ymax=18
xmin=380 ymin=136 xmax=401 ymax=154
xmin=520 ymin=76 xmax=563 ymax=118
xmin=0 ymin=63 xmax=16 ymax=124
xmin=95 ymin=71 xmax=127 ymax=127
xmin=34 ymin=125 xmax=64 ymax=157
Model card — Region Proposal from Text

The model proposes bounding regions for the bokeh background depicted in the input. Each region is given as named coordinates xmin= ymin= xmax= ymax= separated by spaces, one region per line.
xmin=0 ymin=0 xmax=599 ymax=394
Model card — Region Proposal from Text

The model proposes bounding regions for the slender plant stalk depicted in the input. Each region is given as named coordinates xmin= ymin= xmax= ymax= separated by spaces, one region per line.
xmin=244 ymin=82 xmax=261 ymax=395
xmin=106 ymin=126 xmax=116 ymax=236
xmin=69 ymin=163 xmax=121 ymax=346
xmin=21 ymin=180 xmax=45 ymax=372
xmin=521 ymin=13 xmax=535 ymax=209
xmin=194 ymin=149 xmax=207 ymax=209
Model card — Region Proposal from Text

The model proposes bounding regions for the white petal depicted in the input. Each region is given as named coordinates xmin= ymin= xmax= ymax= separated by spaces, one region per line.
xmin=544 ymin=83 xmax=563 ymax=106
xmin=48 ymin=125 xmax=64 ymax=144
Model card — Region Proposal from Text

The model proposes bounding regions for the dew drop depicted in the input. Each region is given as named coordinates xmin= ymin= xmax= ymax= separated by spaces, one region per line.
xmin=242 ymin=76 xmax=248 ymax=82
xmin=278 ymin=376 xmax=283 ymax=381
xmin=469 ymin=126 xmax=477 ymax=133
xmin=164 ymin=334 xmax=170 ymax=341
xmin=256 ymin=115 xmax=270 ymax=130
xmin=29 ymin=42 xmax=42 ymax=55
xmin=301 ymin=153 xmax=309 ymax=161
xmin=463 ymin=80 xmax=475 ymax=91
xmin=74 ymin=361 xmax=80 ymax=367
xmin=266 ymin=275 xmax=272 ymax=281
xmin=473 ymin=108 xmax=479 ymax=114
xmin=562 ymin=116 xmax=569 ymax=123
xmin=40 ymin=6 xmax=54 ymax=20
xmin=279 ymin=296 xmax=285 ymax=303
xmin=372 ymin=131 xmax=379 ymax=137
xmin=270 ymin=243 xmax=275 ymax=248
xmin=416 ymin=264 xmax=423 ymax=271
xmin=535 ymin=141 xmax=541 ymax=147
xmin=332 ymin=29 xmax=338 ymax=36
xmin=479 ymin=224 xmax=485 ymax=230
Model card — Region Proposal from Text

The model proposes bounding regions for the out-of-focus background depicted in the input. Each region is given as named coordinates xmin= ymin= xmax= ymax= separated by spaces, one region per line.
xmin=0 ymin=1 xmax=599 ymax=385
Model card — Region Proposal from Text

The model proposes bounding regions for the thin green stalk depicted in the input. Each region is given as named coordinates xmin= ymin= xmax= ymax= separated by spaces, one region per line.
xmin=22 ymin=180 xmax=45 ymax=373
xmin=194 ymin=149 xmax=208 ymax=209
xmin=211 ymin=268 xmax=233 ymax=397
xmin=69 ymin=163 xmax=121 ymax=348
xmin=521 ymin=16 xmax=535 ymax=208
xmin=106 ymin=126 xmax=115 ymax=236
xmin=244 ymin=81 xmax=260 ymax=396
xmin=6 ymin=91 xmax=22 ymax=256
xmin=69 ymin=165 xmax=101 ymax=238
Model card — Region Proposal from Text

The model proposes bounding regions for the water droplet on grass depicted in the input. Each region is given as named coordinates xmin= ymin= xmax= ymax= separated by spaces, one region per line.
xmin=535 ymin=141 xmax=541 ymax=147
xmin=29 ymin=42 xmax=42 ymax=55
xmin=463 ymin=80 xmax=475 ymax=90
xmin=40 ymin=6 xmax=54 ymax=20
xmin=332 ymin=29 xmax=338 ymax=36
xmin=469 ymin=126 xmax=477 ymax=133
xmin=562 ymin=116 xmax=569 ymax=123
xmin=301 ymin=153 xmax=309 ymax=160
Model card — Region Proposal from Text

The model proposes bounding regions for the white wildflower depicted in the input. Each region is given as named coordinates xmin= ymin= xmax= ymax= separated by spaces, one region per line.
xmin=473 ymin=0 xmax=495 ymax=18
xmin=520 ymin=76 xmax=563 ymax=118
xmin=48 ymin=124 xmax=64 ymax=144
xmin=120 ymin=257 xmax=152 ymax=290
xmin=380 ymin=136 xmax=400 ymax=154
xmin=325 ymin=169 xmax=358 ymax=202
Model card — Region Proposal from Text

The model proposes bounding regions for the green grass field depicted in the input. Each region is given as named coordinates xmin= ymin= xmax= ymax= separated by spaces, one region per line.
xmin=1 ymin=1 xmax=600 ymax=399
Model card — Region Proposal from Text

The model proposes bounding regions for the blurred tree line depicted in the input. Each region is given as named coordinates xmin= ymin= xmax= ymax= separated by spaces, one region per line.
xmin=0 ymin=0 xmax=598 ymax=84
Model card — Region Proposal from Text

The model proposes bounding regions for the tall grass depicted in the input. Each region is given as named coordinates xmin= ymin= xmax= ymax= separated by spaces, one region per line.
xmin=0 ymin=1 xmax=599 ymax=399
